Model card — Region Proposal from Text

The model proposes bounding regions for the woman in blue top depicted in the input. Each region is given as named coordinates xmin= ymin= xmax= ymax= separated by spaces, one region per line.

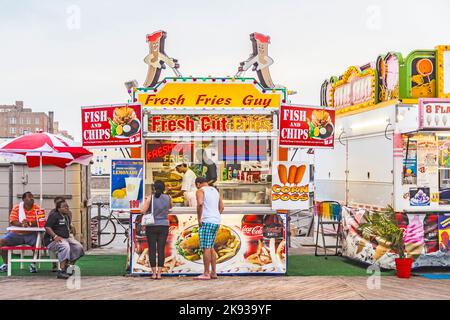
xmin=141 ymin=180 xmax=172 ymax=279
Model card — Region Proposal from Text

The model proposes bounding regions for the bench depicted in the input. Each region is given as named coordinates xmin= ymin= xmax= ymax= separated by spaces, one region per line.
xmin=2 ymin=246 xmax=60 ymax=276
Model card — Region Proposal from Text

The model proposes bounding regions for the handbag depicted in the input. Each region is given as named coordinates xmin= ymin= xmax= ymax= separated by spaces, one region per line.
xmin=141 ymin=195 xmax=155 ymax=226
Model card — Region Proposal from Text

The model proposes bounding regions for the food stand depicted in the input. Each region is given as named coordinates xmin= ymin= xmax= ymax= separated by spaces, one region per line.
xmin=81 ymin=31 xmax=314 ymax=276
xmin=128 ymin=77 xmax=290 ymax=275
xmin=315 ymin=45 xmax=450 ymax=269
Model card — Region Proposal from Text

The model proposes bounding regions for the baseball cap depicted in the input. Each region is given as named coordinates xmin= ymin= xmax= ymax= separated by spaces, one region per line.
xmin=174 ymin=162 xmax=186 ymax=168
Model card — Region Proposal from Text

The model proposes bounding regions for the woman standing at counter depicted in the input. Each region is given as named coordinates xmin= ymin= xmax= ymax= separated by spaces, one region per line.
xmin=141 ymin=180 xmax=173 ymax=279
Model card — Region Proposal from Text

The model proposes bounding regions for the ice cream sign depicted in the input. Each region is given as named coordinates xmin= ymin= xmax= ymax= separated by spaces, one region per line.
xmin=419 ymin=98 xmax=450 ymax=129
xmin=271 ymin=162 xmax=309 ymax=210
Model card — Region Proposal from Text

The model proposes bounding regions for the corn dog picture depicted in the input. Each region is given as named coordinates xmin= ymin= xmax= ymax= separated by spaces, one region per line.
xmin=278 ymin=164 xmax=287 ymax=185
xmin=287 ymin=165 xmax=297 ymax=186
xmin=272 ymin=161 xmax=310 ymax=210
xmin=294 ymin=165 xmax=306 ymax=185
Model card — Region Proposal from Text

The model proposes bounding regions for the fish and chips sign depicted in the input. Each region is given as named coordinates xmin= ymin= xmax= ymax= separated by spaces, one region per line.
xmin=81 ymin=104 xmax=142 ymax=148
xmin=279 ymin=104 xmax=335 ymax=148
xmin=134 ymin=79 xmax=285 ymax=108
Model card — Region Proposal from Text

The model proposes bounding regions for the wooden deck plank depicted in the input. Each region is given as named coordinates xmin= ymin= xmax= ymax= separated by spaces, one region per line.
xmin=1 ymin=276 xmax=449 ymax=300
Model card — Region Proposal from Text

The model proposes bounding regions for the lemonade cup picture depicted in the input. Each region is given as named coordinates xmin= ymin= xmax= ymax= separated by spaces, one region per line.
xmin=125 ymin=177 xmax=142 ymax=202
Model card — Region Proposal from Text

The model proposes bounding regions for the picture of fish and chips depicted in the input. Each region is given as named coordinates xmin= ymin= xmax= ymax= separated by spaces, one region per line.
xmin=307 ymin=109 xmax=334 ymax=140
xmin=176 ymin=225 xmax=241 ymax=264
xmin=108 ymin=106 xmax=141 ymax=138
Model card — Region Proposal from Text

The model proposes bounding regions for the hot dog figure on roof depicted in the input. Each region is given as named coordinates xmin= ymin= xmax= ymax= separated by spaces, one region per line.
xmin=237 ymin=32 xmax=275 ymax=88
xmin=143 ymin=30 xmax=181 ymax=87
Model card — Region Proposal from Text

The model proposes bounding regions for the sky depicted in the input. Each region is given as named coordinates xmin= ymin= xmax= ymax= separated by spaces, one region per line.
xmin=0 ymin=0 xmax=449 ymax=141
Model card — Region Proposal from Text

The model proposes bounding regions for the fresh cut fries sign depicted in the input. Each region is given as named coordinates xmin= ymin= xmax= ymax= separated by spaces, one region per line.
xmin=272 ymin=161 xmax=309 ymax=210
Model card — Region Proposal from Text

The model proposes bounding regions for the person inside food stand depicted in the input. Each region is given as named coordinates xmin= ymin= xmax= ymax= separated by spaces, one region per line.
xmin=0 ymin=192 xmax=42 ymax=273
xmin=194 ymin=177 xmax=224 ymax=280
xmin=196 ymin=149 xmax=218 ymax=186
xmin=141 ymin=180 xmax=172 ymax=279
xmin=44 ymin=200 xmax=85 ymax=279
xmin=169 ymin=163 xmax=197 ymax=206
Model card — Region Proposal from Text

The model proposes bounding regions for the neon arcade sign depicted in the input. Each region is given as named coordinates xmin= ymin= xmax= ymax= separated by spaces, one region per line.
xmin=331 ymin=66 xmax=376 ymax=110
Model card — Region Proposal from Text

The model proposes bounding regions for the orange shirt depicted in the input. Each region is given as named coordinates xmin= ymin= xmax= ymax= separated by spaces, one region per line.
xmin=9 ymin=203 xmax=42 ymax=233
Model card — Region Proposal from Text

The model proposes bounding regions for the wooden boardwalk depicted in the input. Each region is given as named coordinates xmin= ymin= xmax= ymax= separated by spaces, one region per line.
xmin=1 ymin=275 xmax=449 ymax=300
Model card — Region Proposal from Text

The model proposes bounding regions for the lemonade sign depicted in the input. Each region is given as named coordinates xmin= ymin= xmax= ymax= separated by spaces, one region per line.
xmin=110 ymin=159 xmax=145 ymax=212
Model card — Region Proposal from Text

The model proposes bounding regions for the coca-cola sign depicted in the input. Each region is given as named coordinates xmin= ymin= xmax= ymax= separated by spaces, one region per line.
xmin=242 ymin=224 xmax=263 ymax=237
xmin=263 ymin=225 xmax=284 ymax=239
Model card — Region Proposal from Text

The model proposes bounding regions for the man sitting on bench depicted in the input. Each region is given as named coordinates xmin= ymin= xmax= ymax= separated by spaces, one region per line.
xmin=0 ymin=192 xmax=42 ymax=273
xmin=44 ymin=199 xmax=84 ymax=279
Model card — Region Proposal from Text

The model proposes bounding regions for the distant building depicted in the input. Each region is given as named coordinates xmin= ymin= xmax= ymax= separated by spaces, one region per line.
xmin=0 ymin=101 xmax=73 ymax=139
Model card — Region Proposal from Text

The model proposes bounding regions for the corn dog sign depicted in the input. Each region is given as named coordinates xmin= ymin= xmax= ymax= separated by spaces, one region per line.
xmin=272 ymin=162 xmax=309 ymax=210
xmin=279 ymin=104 xmax=335 ymax=148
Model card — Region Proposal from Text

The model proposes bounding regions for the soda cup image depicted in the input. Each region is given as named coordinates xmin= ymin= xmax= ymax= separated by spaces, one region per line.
xmin=35 ymin=210 xmax=46 ymax=228
xmin=125 ymin=176 xmax=142 ymax=202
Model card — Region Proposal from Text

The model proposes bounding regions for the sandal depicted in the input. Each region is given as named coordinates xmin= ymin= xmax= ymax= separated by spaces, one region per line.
xmin=193 ymin=274 xmax=211 ymax=280
xmin=151 ymin=273 xmax=157 ymax=280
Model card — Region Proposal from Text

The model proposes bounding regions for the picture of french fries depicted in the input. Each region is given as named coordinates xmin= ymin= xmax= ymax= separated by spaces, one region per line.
xmin=278 ymin=164 xmax=287 ymax=185
xmin=159 ymin=255 xmax=183 ymax=273
xmin=217 ymin=237 xmax=240 ymax=263
xmin=137 ymin=248 xmax=148 ymax=265
xmin=246 ymin=240 xmax=272 ymax=265
xmin=276 ymin=239 xmax=286 ymax=264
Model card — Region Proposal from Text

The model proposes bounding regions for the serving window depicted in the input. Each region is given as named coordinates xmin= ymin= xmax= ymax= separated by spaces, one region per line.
xmin=144 ymin=136 xmax=275 ymax=207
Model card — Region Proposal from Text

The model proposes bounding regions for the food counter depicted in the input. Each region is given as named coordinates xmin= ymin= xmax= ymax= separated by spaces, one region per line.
xmin=129 ymin=209 xmax=287 ymax=275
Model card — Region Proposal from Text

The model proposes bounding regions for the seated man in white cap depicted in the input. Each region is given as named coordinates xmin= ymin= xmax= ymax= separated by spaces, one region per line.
xmin=169 ymin=163 xmax=198 ymax=207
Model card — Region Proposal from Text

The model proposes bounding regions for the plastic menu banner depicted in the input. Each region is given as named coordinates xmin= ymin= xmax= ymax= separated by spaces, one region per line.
xmin=129 ymin=213 xmax=287 ymax=275
xmin=271 ymin=161 xmax=309 ymax=210
xmin=110 ymin=159 xmax=144 ymax=212
xmin=417 ymin=139 xmax=438 ymax=190
xmin=81 ymin=103 xmax=142 ymax=147
xmin=279 ymin=104 xmax=335 ymax=148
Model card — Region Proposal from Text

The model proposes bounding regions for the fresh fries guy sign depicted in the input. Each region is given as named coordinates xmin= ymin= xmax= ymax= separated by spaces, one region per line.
xmin=81 ymin=104 xmax=142 ymax=147
xmin=279 ymin=104 xmax=335 ymax=148
xmin=135 ymin=81 xmax=284 ymax=108
xmin=272 ymin=161 xmax=309 ymax=210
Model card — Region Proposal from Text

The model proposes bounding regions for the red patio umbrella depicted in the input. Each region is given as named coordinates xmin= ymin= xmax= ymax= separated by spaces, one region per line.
xmin=0 ymin=132 xmax=93 ymax=205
